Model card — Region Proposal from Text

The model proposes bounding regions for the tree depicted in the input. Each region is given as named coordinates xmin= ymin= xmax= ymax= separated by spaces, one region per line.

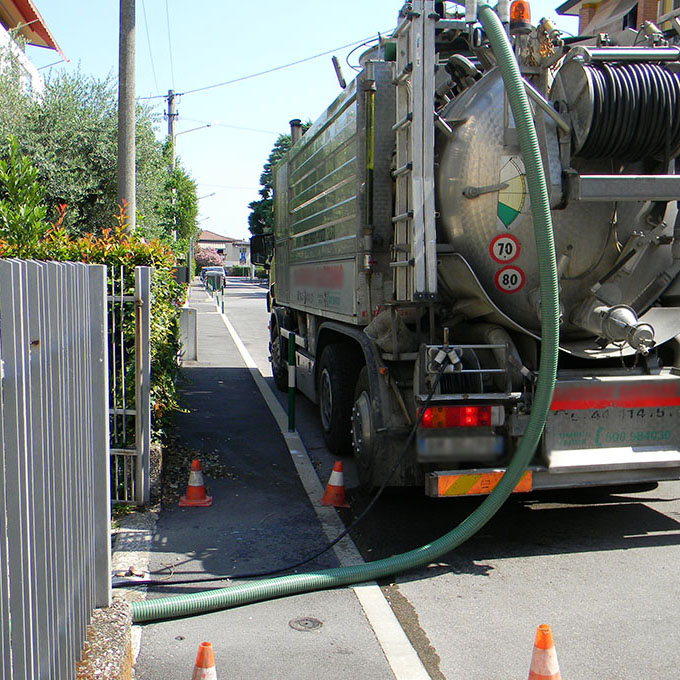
xmin=0 ymin=137 xmax=48 ymax=257
xmin=0 ymin=67 xmax=198 ymax=251
xmin=248 ymin=123 xmax=310 ymax=235
xmin=161 ymin=144 xmax=199 ymax=244
xmin=248 ymin=133 xmax=290 ymax=236
xmin=194 ymin=246 xmax=223 ymax=268
xmin=0 ymin=145 xmax=186 ymax=440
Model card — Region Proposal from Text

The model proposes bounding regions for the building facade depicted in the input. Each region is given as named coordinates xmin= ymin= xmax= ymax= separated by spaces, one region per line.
xmin=557 ymin=0 xmax=662 ymax=35
xmin=0 ymin=1 xmax=63 ymax=96
xmin=197 ymin=230 xmax=251 ymax=270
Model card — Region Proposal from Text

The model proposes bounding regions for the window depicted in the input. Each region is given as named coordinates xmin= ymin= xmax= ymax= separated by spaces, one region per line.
xmin=622 ymin=3 xmax=638 ymax=28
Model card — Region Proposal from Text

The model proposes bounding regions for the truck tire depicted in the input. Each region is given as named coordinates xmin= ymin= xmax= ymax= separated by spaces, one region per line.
xmin=318 ymin=344 xmax=355 ymax=455
xmin=269 ymin=313 xmax=288 ymax=392
xmin=351 ymin=366 xmax=377 ymax=489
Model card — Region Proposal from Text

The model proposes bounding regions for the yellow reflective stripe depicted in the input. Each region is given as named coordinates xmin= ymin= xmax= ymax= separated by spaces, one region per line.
xmin=439 ymin=474 xmax=482 ymax=496
xmin=438 ymin=471 xmax=532 ymax=496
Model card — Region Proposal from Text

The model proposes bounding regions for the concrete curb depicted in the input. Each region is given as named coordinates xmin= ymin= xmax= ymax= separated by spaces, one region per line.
xmin=77 ymin=508 xmax=158 ymax=679
xmin=75 ymin=597 xmax=135 ymax=680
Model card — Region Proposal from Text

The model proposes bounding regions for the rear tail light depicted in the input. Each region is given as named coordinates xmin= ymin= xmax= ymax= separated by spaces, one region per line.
xmin=419 ymin=405 xmax=505 ymax=428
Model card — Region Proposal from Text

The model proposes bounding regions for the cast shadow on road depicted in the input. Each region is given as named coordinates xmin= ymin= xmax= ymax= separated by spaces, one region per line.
xmin=138 ymin=362 xmax=680 ymax=595
xmin=128 ymin=364 xmax=345 ymax=596
xmin=345 ymin=484 xmax=680 ymax=585
xmin=218 ymin=290 xmax=268 ymax=301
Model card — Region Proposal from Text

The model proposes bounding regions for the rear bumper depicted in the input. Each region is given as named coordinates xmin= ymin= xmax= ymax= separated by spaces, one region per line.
xmin=423 ymin=370 xmax=680 ymax=497
xmin=547 ymin=447 xmax=680 ymax=473
xmin=425 ymin=465 xmax=680 ymax=497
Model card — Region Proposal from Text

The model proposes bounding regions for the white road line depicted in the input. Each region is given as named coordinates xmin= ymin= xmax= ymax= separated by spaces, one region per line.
xmin=217 ymin=305 xmax=430 ymax=680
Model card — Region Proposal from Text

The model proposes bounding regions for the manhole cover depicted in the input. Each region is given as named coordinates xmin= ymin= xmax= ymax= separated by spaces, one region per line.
xmin=289 ymin=616 xmax=323 ymax=632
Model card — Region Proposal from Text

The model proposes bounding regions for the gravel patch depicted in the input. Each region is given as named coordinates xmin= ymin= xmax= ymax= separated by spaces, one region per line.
xmin=75 ymin=599 xmax=134 ymax=680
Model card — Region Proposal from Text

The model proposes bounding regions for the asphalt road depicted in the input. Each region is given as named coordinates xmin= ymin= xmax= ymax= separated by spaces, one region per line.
xmin=133 ymin=281 xmax=402 ymax=680
xmin=222 ymin=278 xmax=680 ymax=680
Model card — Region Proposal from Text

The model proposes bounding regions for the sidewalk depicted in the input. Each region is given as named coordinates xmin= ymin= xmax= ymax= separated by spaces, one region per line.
xmin=119 ymin=280 xmax=400 ymax=680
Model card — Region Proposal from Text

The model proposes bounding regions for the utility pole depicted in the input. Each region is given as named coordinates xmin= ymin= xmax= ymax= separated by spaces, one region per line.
xmin=118 ymin=0 xmax=136 ymax=232
xmin=167 ymin=89 xmax=177 ymax=168
xmin=165 ymin=89 xmax=186 ymax=271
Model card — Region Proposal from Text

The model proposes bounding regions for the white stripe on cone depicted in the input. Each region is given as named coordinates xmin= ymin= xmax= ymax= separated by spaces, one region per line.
xmin=529 ymin=646 xmax=559 ymax=675
xmin=187 ymin=470 xmax=204 ymax=486
xmin=327 ymin=469 xmax=344 ymax=486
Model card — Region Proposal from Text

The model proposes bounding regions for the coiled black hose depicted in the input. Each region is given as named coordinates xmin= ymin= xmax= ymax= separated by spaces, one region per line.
xmin=578 ymin=62 xmax=680 ymax=162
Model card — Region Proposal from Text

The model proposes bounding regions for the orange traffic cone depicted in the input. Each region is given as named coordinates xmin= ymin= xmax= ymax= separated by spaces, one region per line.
xmin=528 ymin=624 xmax=561 ymax=680
xmin=191 ymin=641 xmax=217 ymax=680
xmin=179 ymin=459 xmax=213 ymax=507
xmin=321 ymin=461 xmax=350 ymax=508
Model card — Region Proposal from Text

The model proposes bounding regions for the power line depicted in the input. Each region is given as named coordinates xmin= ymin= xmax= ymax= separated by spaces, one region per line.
xmin=137 ymin=32 xmax=386 ymax=101
xmin=182 ymin=33 xmax=382 ymax=95
xmin=140 ymin=0 xmax=159 ymax=93
xmin=165 ymin=0 xmax=176 ymax=88
xmin=180 ymin=117 xmax=279 ymax=135
xmin=198 ymin=183 xmax=262 ymax=190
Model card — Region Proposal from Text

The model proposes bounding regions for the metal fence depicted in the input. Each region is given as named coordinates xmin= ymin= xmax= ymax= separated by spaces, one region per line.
xmin=108 ymin=265 xmax=151 ymax=505
xmin=0 ymin=259 xmax=111 ymax=680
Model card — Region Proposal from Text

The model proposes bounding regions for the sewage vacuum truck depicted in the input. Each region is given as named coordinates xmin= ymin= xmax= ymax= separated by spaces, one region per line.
xmin=259 ymin=0 xmax=680 ymax=497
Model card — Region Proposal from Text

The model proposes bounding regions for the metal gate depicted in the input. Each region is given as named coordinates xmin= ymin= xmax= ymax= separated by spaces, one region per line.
xmin=108 ymin=265 xmax=151 ymax=505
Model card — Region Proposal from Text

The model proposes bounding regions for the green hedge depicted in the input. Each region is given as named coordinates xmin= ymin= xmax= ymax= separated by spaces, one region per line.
xmin=0 ymin=141 xmax=186 ymax=441
xmin=0 ymin=207 xmax=185 ymax=441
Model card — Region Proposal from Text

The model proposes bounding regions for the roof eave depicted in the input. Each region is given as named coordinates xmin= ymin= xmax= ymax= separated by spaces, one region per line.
xmin=556 ymin=0 xmax=582 ymax=16
xmin=8 ymin=0 xmax=65 ymax=59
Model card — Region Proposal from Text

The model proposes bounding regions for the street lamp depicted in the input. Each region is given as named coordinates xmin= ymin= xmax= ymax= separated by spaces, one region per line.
xmin=172 ymin=123 xmax=212 ymax=168
xmin=187 ymin=193 xmax=218 ymax=279
xmin=175 ymin=123 xmax=212 ymax=138
xmin=168 ymin=125 xmax=213 ymax=275
xmin=189 ymin=193 xmax=218 ymax=272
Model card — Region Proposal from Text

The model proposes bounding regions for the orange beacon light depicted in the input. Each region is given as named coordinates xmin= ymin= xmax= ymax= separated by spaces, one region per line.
xmin=509 ymin=0 xmax=532 ymax=34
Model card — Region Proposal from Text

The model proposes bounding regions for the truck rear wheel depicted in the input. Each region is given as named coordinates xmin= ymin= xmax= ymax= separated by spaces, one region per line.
xmin=318 ymin=344 xmax=355 ymax=455
xmin=351 ymin=366 xmax=376 ymax=489
xmin=269 ymin=313 xmax=288 ymax=392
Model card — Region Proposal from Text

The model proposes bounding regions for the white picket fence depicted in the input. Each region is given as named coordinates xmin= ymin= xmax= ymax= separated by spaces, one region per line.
xmin=0 ymin=259 xmax=111 ymax=679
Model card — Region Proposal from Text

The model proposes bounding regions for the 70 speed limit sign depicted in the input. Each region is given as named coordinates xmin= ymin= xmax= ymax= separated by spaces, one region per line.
xmin=489 ymin=234 xmax=520 ymax=263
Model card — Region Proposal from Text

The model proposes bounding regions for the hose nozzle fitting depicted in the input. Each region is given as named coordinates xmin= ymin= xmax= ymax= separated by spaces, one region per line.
xmin=572 ymin=300 xmax=656 ymax=353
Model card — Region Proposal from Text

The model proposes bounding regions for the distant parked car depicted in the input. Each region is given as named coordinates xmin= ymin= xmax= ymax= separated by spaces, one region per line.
xmin=200 ymin=266 xmax=225 ymax=283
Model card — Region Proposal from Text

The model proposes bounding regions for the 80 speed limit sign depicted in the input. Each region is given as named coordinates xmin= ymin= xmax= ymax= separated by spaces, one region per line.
xmin=494 ymin=265 xmax=525 ymax=293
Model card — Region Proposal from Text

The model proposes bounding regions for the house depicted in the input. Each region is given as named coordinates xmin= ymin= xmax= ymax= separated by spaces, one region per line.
xmin=197 ymin=229 xmax=251 ymax=270
xmin=557 ymin=0 xmax=660 ymax=36
xmin=0 ymin=0 xmax=63 ymax=96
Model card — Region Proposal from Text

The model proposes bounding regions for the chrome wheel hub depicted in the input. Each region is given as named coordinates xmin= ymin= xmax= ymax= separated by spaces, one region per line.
xmin=351 ymin=390 xmax=373 ymax=457
xmin=319 ymin=368 xmax=333 ymax=430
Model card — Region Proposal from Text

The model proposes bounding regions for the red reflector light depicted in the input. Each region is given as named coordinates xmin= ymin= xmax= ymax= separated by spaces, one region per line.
xmin=419 ymin=405 xmax=494 ymax=428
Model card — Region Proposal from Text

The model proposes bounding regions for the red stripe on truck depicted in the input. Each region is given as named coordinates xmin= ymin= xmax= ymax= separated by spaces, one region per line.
xmin=550 ymin=381 xmax=680 ymax=410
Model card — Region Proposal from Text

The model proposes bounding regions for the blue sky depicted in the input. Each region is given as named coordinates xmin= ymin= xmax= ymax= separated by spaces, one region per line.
xmin=27 ymin=1 xmax=578 ymax=241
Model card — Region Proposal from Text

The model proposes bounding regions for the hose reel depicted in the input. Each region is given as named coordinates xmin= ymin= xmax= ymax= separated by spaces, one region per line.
xmin=552 ymin=55 xmax=680 ymax=161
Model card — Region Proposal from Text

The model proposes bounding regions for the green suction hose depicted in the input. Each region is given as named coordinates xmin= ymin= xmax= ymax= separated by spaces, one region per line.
xmin=130 ymin=4 xmax=559 ymax=624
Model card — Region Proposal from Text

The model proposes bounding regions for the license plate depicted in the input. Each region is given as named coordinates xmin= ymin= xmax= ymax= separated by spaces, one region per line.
xmin=545 ymin=405 xmax=680 ymax=451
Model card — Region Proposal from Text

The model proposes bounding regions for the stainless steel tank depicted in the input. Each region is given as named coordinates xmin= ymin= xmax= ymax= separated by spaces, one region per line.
xmin=435 ymin=66 xmax=678 ymax=349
